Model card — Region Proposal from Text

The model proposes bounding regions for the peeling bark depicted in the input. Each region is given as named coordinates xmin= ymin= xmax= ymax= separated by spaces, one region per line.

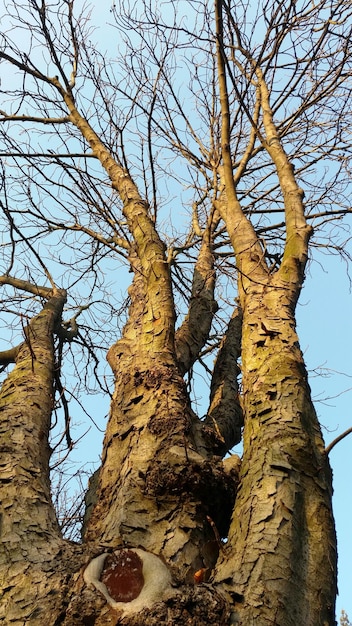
xmin=0 ymin=290 xmax=84 ymax=624
xmin=214 ymin=286 xmax=337 ymax=625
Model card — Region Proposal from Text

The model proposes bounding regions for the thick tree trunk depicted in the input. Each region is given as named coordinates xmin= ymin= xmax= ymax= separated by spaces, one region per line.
xmin=0 ymin=279 xmax=336 ymax=626
xmin=84 ymin=340 xmax=228 ymax=576
xmin=211 ymin=7 xmax=336 ymax=619
xmin=0 ymin=290 xmax=84 ymax=625
xmin=214 ymin=283 xmax=337 ymax=625
xmin=0 ymin=147 xmax=337 ymax=626
xmin=77 ymin=259 xmax=237 ymax=623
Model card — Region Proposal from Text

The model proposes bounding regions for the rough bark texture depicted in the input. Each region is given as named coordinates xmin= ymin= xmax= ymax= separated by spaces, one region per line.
xmin=0 ymin=219 xmax=337 ymax=626
xmin=214 ymin=283 xmax=337 ymax=625
xmin=205 ymin=306 xmax=243 ymax=454
xmin=0 ymin=171 xmax=337 ymax=626
xmin=82 ymin=257 xmax=235 ymax=577
xmin=211 ymin=4 xmax=337 ymax=621
xmin=0 ymin=283 xmax=237 ymax=626
xmin=0 ymin=290 xmax=83 ymax=624
xmin=175 ymin=230 xmax=218 ymax=376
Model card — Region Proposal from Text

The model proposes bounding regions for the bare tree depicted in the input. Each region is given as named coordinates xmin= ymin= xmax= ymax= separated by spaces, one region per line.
xmin=0 ymin=1 xmax=351 ymax=624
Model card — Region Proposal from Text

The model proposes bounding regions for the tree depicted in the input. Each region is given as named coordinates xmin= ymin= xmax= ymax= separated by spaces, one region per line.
xmin=0 ymin=0 xmax=351 ymax=624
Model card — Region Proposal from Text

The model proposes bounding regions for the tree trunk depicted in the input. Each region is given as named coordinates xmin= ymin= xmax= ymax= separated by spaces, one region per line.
xmin=0 ymin=5 xmax=338 ymax=620
xmin=0 ymin=290 xmax=85 ymax=624
xmin=215 ymin=282 xmax=337 ymax=625
xmin=0 ymin=273 xmax=237 ymax=625
xmin=0 ymin=280 xmax=336 ymax=626
xmin=75 ymin=256 xmax=237 ymax=624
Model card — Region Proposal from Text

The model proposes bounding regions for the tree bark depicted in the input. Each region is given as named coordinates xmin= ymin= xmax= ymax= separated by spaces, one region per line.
xmin=214 ymin=281 xmax=337 ymax=625
xmin=83 ymin=253 xmax=235 ymax=576
xmin=0 ymin=276 xmax=336 ymax=626
xmin=0 ymin=290 xmax=84 ymax=625
xmin=211 ymin=5 xmax=337 ymax=621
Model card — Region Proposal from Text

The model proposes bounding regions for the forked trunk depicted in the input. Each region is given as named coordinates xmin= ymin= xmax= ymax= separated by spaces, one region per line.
xmin=63 ymin=264 xmax=237 ymax=625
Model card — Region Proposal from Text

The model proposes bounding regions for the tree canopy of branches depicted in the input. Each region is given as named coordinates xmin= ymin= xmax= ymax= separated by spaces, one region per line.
xmin=0 ymin=1 xmax=351 ymax=625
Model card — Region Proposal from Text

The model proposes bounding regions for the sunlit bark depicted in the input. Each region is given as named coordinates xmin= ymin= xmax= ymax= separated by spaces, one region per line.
xmin=0 ymin=0 xmax=350 ymax=624
xmin=0 ymin=285 xmax=83 ymax=624
xmin=214 ymin=285 xmax=336 ymax=625
xmin=211 ymin=1 xmax=337 ymax=622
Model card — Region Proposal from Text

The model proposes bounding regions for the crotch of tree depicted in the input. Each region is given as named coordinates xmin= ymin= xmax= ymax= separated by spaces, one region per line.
xmin=83 ymin=548 xmax=172 ymax=616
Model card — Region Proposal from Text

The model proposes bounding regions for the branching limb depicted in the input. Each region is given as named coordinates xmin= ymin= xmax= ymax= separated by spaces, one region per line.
xmin=204 ymin=305 xmax=243 ymax=454
xmin=175 ymin=223 xmax=218 ymax=376
xmin=0 ymin=50 xmax=55 ymax=86
xmin=233 ymin=86 xmax=261 ymax=185
xmin=50 ymin=222 xmax=130 ymax=254
xmin=0 ymin=345 xmax=20 ymax=368
xmin=0 ymin=274 xmax=52 ymax=298
xmin=0 ymin=113 xmax=70 ymax=124
xmin=257 ymin=69 xmax=313 ymax=285
xmin=214 ymin=0 xmax=268 ymax=291
xmin=0 ymin=288 xmax=67 ymax=547
xmin=325 ymin=427 xmax=352 ymax=456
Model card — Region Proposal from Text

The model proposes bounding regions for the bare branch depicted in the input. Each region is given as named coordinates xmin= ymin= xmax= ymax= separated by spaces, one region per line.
xmin=0 ymin=113 xmax=70 ymax=124
xmin=175 ymin=224 xmax=218 ymax=376
xmin=0 ymin=274 xmax=52 ymax=298
xmin=205 ymin=305 xmax=243 ymax=454
xmin=0 ymin=344 xmax=20 ymax=367
xmin=325 ymin=427 xmax=352 ymax=456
